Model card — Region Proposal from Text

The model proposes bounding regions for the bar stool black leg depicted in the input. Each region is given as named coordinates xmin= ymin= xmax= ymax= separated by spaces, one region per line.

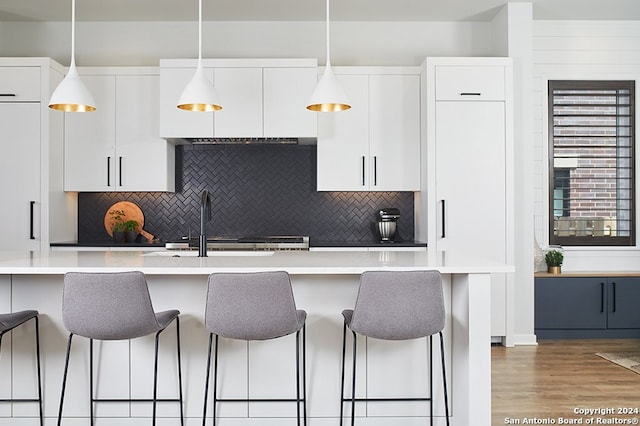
xmin=339 ymin=321 xmax=347 ymax=425
xmin=302 ymin=323 xmax=307 ymax=426
xmin=350 ymin=330 xmax=357 ymax=426
xmin=153 ymin=330 xmax=162 ymax=426
xmin=295 ymin=328 xmax=301 ymax=426
xmin=440 ymin=331 xmax=450 ymax=426
xmin=89 ymin=339 xmax=95 ymax=426
xmin=34 ymin=317 xmax=44 ymax=426
xmin=175 ymin=317 xmax=184 ymax=426
xmin=57 ymin=333 xmax=74 ymax=426
xmin=202 ymin=333 xmax=214 ymax=426
xmin=429 ymin=335 xmax=433 ymax=426
xmin=213 ymin=335 xmax=219 ymax=426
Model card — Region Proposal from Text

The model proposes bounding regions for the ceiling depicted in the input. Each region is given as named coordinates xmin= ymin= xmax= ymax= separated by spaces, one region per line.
xmin=0 ymin=0 xmax=639 ymax=23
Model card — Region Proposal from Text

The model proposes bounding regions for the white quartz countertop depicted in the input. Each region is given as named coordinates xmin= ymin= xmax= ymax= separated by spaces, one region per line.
xmin=0 ymin=249 xmax=513 ymax=275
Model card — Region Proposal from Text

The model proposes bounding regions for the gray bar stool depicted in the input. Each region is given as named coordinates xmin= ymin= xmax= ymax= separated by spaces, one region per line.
xmin=203 ymin=271 xmax=307 ymax=426
xmin=340 ymin=270 xmax=450 ymax=426
xmin=0 ymin=310 xmax=43 ymax=426
xmin=57 ymin=271 xmax=184 ymax=426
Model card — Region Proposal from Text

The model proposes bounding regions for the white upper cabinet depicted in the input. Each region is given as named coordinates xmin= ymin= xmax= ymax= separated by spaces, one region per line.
xmin=317 ymin=68 xmax=421 ymax=191
xmin=0 ymin=67 xmax=42 ymax=101
xmin=64 ymin=75 xmax=116 ymax=192
xmin=263 ymin=67 xmax=318 ymax=138
xmin=317 ymin=74 xmax=370 ymax=191
xmin=434 ymin=65 xmax=506 ymax=101
xmin=213 ymin=67 xmax=263 ymax=138
xmin=159 ymin=59 xmax=318 ymax=139
xmin=64 ymin=69 xmax=175 ymax=192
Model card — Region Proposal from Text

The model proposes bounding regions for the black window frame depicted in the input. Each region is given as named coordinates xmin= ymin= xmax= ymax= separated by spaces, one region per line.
xmin=548 ymin=80 xmax=636 ymax=247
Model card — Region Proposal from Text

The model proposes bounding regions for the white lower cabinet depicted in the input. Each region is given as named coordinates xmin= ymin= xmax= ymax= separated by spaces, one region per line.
xmin=317 ymin=68 xmax=421 ymax=191
xmin=64 ymin=69 xmax=175 ymax=192
xmin=425 ymin=57 xmax=514 ymax=343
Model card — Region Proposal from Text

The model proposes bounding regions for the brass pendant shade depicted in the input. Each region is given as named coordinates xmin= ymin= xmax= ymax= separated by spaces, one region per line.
xmin=48 ymin=0 xmax=96 ymax=112
xmin=306 ymin=0 xmax=350 ymax=112
xmin=177 ymin=0 xmax=222 ymax=111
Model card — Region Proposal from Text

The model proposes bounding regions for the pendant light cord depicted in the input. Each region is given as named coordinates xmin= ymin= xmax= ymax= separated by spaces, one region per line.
xmin=70 ymin=0 xmax=77 ymax=67
xmin=198 ymin=0 xmax=203 ymax=63
xmin=325 ymin=0 xmax=331 ymax=68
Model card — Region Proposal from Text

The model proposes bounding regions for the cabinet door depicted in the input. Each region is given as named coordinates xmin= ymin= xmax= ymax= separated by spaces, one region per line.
xmin=535 ymin=278 xmax=607 ymax=330
xmin=369 ymin=74 xmax=420 ymax=191
xmin=435 ymin=101 xmax=506 ymax=255
xmin=0 ymin=67 xmax=41 ymax=101
xmin=316 ymin=74 xmax=370 ymax=191
xmin=115 ymin=75 xmax=175 ymax=192
xmin=607 ymin=278 xmax=640 ymax=329
xmin=159 ymin=67 xmax=215 ymax=138
xmin=213 ymin=67 xmax=263 ymax=138
xmin=64 ymin=75 xmax=116 ymax=191
xmin=435 ymin=66 xmax=506 ymax=101
xmin=263 ymin=67 xmax=317 ymax=138
xmin=0 ymin=103 xmax=41 ymax=250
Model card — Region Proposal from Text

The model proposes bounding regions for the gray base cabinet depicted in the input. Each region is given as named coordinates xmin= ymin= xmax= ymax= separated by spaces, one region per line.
xmin=535 ymin=276 xmax=640 ymax=338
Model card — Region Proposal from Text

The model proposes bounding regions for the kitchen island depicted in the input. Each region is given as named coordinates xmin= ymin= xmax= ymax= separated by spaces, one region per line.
xmin=0 ymin=249 xmax=512 ymax=426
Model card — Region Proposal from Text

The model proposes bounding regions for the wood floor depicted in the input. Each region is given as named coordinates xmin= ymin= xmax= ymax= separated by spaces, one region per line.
xmin=492 ymin=339 xmax=640 ymax=425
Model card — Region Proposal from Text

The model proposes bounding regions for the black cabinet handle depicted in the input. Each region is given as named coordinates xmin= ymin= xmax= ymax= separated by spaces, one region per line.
xmin=600 ymin=282 xmax=604 ymax=313
xmin=29 ymin=201 xmax=35 ymax=240
xmin=119 ymin=156 xmax=123 ymax=187
xmin=0 ymin=93 xmax=17 ymax=97
xmin=460 ymin=92 xmax=482 ymax=96
xmin=441 ymin=200 xmax=446 ymax=238
xmin=107 ymin=157 xmax=111 ymax=186
xmin=612 ymin=282 xmax=616 ymax=313
xmin=361 ymin=156 xmax=366 ymax=186
xmin=373 ymin=156 xmax=377 ymax=186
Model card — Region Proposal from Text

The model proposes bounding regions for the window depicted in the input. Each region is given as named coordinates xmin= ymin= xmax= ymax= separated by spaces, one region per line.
xmin=548 ymin=80 xmax=635 ymax=246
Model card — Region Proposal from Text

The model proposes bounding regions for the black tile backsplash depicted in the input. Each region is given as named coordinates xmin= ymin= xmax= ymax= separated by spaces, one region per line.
xmin=78 ymin=144 xmax=415 ymax=243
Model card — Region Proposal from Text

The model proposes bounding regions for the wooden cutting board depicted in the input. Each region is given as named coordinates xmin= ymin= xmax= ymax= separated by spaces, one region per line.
xmin=104 ymin=201 xmax=144 ymax=236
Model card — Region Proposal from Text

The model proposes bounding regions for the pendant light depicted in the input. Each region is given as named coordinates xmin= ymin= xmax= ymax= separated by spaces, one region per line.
xmin=49 ymin=0 xmax=95 ymax=112
xmin=306 ymin=0 xmax=350 ymax=112
xmin=177 ymin=0 xmax=222 ymax=111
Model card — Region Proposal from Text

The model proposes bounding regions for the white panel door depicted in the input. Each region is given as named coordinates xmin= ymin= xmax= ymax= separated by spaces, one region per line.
xmin=0 ymin=103 xmax=41 ymax=250
xmin=64 ymin=75 xmax=116 ymax=191
xmin=159 ymin=66 xmax=215 ymax=138
xmin=369 ymin=74 xmax=421 ymax=191
xmin=435 ymin=101 xmax=507 ymax=335
xmin=316 ymin=74 xmax=370 ymax=191
xmin=263 ymin=67 xmax=317 ymax=138
xmin=435 ymin=101 xmax=506 ymax=255
xmin=213 ymin=67 xmax=263 ymax=138
xmin=115 ymin=75 xmax=175 ymax=192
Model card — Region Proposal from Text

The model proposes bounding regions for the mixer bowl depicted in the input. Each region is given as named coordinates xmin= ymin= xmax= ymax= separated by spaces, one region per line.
xmin=376 ymin=221 xmax=397 ymax=241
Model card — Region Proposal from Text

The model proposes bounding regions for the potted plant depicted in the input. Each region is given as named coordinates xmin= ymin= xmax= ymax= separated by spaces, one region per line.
xmin=123 ymin=220 xmax=139 ymax=243
xmin=545 ymin=249 xmax=564 ymax=274
xmin=109 ymin=209 xmax=126 ymax=243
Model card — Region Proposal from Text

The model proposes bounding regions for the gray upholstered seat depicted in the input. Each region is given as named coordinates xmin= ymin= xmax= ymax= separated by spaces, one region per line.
xmin=0 ymin=310 xmax=43 ymax=426
xmin=340 ymin=270 xmax=450 ymax=426
xmin=203 ymin=271 xmax=307 ymax=426
xmin=58 ymin=271 xmax=184 ymax=426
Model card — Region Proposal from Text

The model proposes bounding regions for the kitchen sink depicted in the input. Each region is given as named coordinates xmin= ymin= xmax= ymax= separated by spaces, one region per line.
xmin=143 ymin=251 xmax=275 ymax=257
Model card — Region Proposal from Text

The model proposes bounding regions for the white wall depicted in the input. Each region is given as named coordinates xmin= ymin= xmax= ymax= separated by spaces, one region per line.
xmin=533 ymin=20 xmax=640 ymax=271
xmin=0 ymin=20 xmax=493 ymax=66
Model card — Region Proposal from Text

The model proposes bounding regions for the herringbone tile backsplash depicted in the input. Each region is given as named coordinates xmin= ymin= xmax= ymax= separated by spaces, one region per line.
xmin=78 ymin=144 xmax=415 ymax=243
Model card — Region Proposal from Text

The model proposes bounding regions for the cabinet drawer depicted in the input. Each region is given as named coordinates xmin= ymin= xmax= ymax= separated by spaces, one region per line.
xmin=0 ymin=67 xmax=41 ymax=102
xmin=435 ymin=66 xmax=505 ymax=101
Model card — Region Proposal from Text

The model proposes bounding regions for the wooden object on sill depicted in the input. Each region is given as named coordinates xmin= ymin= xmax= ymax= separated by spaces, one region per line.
xmin=104 ymin=201 xmax=155 ymax=242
